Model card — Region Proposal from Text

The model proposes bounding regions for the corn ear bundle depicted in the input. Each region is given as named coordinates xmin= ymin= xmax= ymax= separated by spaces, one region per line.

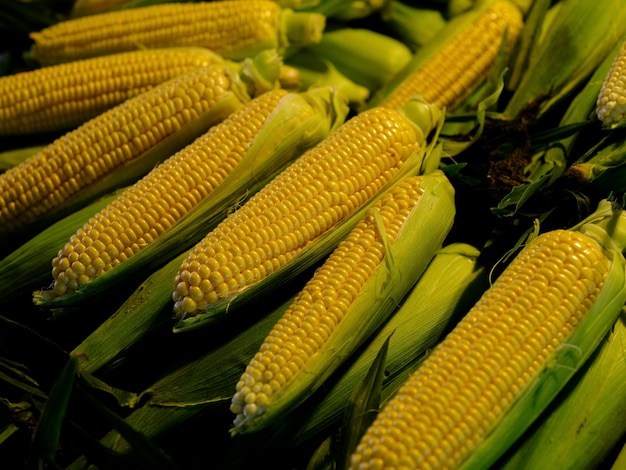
xmin=230 ymin=170 xmax=456 ymax=435
xmin=291 ymin=242 xmax=488 ymax=448
xmin=33 ymin=85 xmax=349 ymax=309
xmin=498 ymin=310 xmax=626 ymax=470
xmin=369 ymin=0 xmax=523 ymax=111
xmin=171 ymin=97 xmax=444 ymax=331
xmin=349 ymin=199 xmax=626 ymax=470
xmin=28 ymin=0 xmax=326 ymax=66
xmin=0 ymin=52 xmax=282 ymax=238
xmin=0 ymin=47 xmax=224 ymax=135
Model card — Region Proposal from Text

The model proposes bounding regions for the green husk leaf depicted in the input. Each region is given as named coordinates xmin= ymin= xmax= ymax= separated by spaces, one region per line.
xmin=28 ymin=354 xmax=79 ymax=467
xmin=380 ymin=1 xmax=447 ymax=51
xmin=504 ymin=0 xmax=626 ymax=120
xmin=497 ymin=310 xmax=626 ymax=470
xmin=0 ymin=145 xmax=46 ymax=171
xmin=33 ymin=85 xmax=349 ymax=310
xmin=458 ymin=200 xmax=626 ymax=470
xmin=307 ymin=28 xmax=413 ymax=92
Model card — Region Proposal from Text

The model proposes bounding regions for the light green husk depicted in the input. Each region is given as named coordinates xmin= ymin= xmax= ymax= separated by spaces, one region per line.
xmin=230 ymin=169 xmax=457 ymax=435
xmin=33 ymin=85 xmax=349 ymax=310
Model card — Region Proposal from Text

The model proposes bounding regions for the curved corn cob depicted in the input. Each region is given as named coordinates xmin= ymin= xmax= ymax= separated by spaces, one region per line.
xmin=596 ymin=39 xmax=626 ymax=129
xmin=39 ymin=86 xmax=348 ymax=301
xmin=349 ymin=201 xmax=626 ymax=470
xmin=0 ymin=56 xmax=281 ymax=235
xmin=172 ymin=99 xmax=443 ymax=328
xmin=0 ymin=47 xmax=223 ymax=135
xmin=375 ymin=0 xmax=523 ymax=111
xmin=29 ymin=0 xmax=326 ymax=66
xmin=229 ymin=171 xmax=456 ymax=434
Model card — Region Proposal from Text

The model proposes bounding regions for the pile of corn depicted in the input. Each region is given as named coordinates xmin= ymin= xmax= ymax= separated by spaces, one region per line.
xmin=2 ymin=0 xmax=626 ymax=468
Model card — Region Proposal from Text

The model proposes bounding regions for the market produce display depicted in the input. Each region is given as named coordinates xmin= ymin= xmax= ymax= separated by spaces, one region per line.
xmin=1 ymin=0 xmax=626 ymax=468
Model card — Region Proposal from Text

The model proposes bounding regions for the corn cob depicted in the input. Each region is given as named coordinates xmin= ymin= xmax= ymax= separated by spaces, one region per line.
xmin=498 ymin=310 xmax=626 ymax=470
xmin=372 ymin=0 xmax=523 ymax=111
xmin=0 ymin=47 xmax=224 ymax=135
xmin=28 ymin=0 xmax=326 ymax=66
xmin=349 ymin=199 xmax=626 ymax=470
xmin=171 ymin=98 xmax=444 ymax=330
xmin=291 ymin=243 xmax=487 ymax=449
xmin=230 ymin=171 xmax=456 ymax=434
xmin=34 ymin=86 xmax=348 ymax=303
xmin=597 ymin=39 xmax=626 ymax=129
xmin=0 ymin=53 xmax=282 ymax=236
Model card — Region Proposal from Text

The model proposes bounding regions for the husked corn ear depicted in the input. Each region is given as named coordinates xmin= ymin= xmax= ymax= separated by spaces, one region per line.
xmin=350 ymin=223 xmax=624 ymax=469
xmin=47 ymin=89 xmax=290 ymax=298
xmin=0 ymin=59 xmax=275 ymax=234
xmin=378 ymin=0 xmax=523 ymax=111
xmin=172 ymin=105 xmax=425 ymax=320
xmin=29 ymin=0 xmax=326 ymax=66
xmin=597 ymin=40 xmax=626 ymax=129
xmin=0 ymin=48 xmax=224 ymax=135
xmin=230 ymin=171 xmax=456 ymax=433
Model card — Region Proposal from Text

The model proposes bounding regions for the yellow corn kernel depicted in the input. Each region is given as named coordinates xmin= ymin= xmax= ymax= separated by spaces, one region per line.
xmin=172 ymin=106 xmax=422 ymax=319
xmin=0 ymin=48 xmax=223 ymax=135
xmin=0 ymin=64 xmax=247 ymax=233
xmin=380 ymin=0 xmax=523 ymax=111
xmin=230 ymin=176 xmax=426 ymax=427
xmin=349 ymin=228 xmax=612 ymax=469
xmin=48 ymin=89 xmax=289 ymax=297
xmin=596 ymin=40 xmax=626 ymax=129
xmin=29 ymin=0 xmax=326 ymax=66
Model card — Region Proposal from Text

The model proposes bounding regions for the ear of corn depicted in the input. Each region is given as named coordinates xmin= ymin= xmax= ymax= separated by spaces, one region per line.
xmin=287 ymin=242 xmax=487 ymax=448
xmin=349 ymin=199 xmax=626 ymax=470
xmin=369 ymin=0 xmax=524 ymax=112
xmin=0 ymin=47 xmax=225 ymax=135
xmin=229 ymin=170 xmax=456 ymax=435
xmin=597 ymin=39 xmax=626 ymax=130
xmin=307 ymin=28 xmax=413 ymax=93
xmin=33 ymin=86 xmax=349 ymax=308
xmin=0 ymin=52 xmax=282 ymax=238
xmin=171 ymin=97 xmax=444 ymax=331
xmin=498 ymin=310 xmax=626 ymax=470
xmin=28 ymin=0 xmax=326 ymax=66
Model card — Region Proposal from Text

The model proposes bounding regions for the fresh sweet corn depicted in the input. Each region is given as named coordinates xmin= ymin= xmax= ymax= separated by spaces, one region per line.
xmin=374 ymin=0 xmax=523 ymax=111
xmin=38 ymin=86 xmax=348 ymax=301
xmin=0 ymin=47 xmax=224 ymax=135
xmin=597 ymin=39 xmax=626 ymax=129
xmin=171 ymin=100 xmax=442 ymax=328
xmin=28 ymin=0 xmax=326 ymax=66
xmin=230 ymin=171 xmax=456 ymax=434
xmin=350 ymin=200 xmax=626 ymax=470
xmin=0 ymin=55 xmax=281 ymax=235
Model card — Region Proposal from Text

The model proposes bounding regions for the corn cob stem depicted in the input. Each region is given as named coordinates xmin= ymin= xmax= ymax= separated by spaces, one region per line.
xmin=0 ymin=48 xmax=224 ymax=135
xmin=28 ymin=0 xmax=326 ymax=66
xmin=349 ymin=199 xmax=626 ymax=470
